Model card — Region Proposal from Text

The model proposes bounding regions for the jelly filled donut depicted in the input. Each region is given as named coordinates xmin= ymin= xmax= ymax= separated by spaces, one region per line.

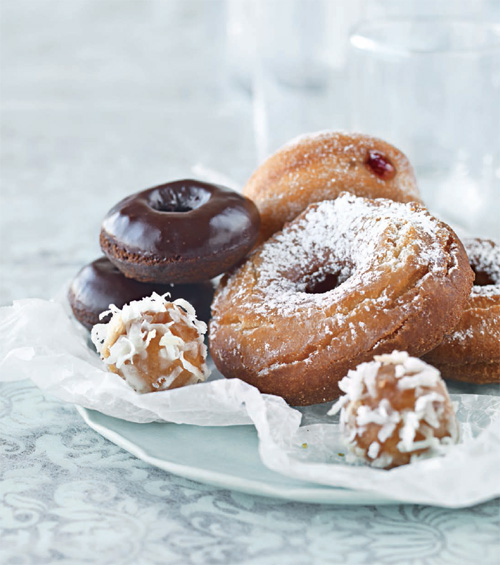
xmin=423 ymin=238 xmax=500 ymax=384
xmin=329 ymin=351 xmax=458 ymax=468
xmin=68 ymin=256 xmax=214 ymax=329
xmin=209 ymin=193 xmax=474 ymax=406
xmin=92 ymin=293 xmax=209 ymax=393
xmin=243 ymin=131 xmax=422 ymax=243
xmin=100 ymin=179 xmax=260 ymax=284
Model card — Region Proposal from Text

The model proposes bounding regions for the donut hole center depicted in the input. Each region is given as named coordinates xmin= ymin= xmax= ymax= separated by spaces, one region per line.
xmin=305 ymin=271 xmax=348 ymax=294
xmin=472 ymin=267 xmax=495 ymax=286
xmin=155 ymin=200 xmax=194 ymax=213
xmin=150 ymin=183 xmax=211 ymax=214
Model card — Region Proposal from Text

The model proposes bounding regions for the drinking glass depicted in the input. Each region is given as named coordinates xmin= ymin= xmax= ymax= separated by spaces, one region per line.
xmin=349 ymin=18 xmax=500 ymax=238
xmin=248 ymin=0 xmax=361 ymax=161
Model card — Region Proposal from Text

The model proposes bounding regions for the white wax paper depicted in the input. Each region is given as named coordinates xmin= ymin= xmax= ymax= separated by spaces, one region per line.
xmin=1 ymin=297 xmax=499 ymax=508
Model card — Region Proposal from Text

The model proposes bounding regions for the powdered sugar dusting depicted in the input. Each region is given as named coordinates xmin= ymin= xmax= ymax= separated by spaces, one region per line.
xmin=241 ymin=194 xmax=456 ymax=318
xmin=421 ymin=237 xmax=499 ymax=369
xmin=463 ymin=238 xmax=500 ymax=298
xmin=284 ymin=130 xmax=386 ymax=152
xmin=276 ymin=131 xmax=419 ymax=199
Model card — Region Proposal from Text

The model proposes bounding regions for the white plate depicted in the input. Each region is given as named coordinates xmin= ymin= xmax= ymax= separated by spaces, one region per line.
xmin=76 ymin=406 xmax=393 ymax=505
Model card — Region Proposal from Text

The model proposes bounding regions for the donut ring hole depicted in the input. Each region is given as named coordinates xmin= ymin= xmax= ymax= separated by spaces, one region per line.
xmin=304 ymin=270 xmax=353 ymax=294
xmin=287 ymin=257 xmax=355 ymax=295
xmin=148 ymin=184 xmax=211 ymax=213
xmin=472 ymin=267 xmax=496 ymax=286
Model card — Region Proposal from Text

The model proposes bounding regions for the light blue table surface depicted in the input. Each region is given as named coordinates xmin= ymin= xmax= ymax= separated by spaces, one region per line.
xmin=1 ymin=380 xmax=499 ymax=565
xmin=1 ymin=2 xmax=499 ymax=563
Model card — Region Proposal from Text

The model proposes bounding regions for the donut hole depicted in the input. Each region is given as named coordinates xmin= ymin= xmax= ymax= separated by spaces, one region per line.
xmin=149 ymin=184 xmax=211 ymax=213
xmin=472 ymin=267 xmax=495 ymax=286
xmin=304 ymin=270 xmax=351 ymax=294
xmin=155 ymin=201 xmax=193 ymax=213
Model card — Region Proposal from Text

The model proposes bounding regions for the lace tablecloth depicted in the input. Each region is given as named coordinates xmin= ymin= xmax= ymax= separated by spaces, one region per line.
xmin=1 ymin=380 xmax=499 ymax=564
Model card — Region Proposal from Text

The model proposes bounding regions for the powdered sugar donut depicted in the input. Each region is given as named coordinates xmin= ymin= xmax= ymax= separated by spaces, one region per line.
xmin=209 ymin=193 xmax=473 ymax=406
xmin=243 ymin=131 xmax=421 ymax=243
xmin=92 ymin=293 xmax=209 ymax=393
xmin=423 ymin=238 xmax=500 ymax=384
xmin=329 ymin=351 xmax=459 ymax=468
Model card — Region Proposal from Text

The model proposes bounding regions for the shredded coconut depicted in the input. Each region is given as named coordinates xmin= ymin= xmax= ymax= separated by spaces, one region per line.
xmin=91 ymin=292 xmax=209 ymax=393
xmin=328 ymin=350 xmax=459 ymax=468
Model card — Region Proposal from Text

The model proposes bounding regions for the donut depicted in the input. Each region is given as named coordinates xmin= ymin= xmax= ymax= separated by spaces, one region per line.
xmin=209 ymin=193 xmax=474 ymax=406
xmin=243 ymin=131 xmax=422 ymax=243
xmin=91 ymin=293 xmax=209 ymax=393
xmin=423 ymin=238 xmax=500 ymax=384
xmin=100 ymin=179 xmax=260 ymax=284
xmin=328 ymin=351 xmax=458 ymax=468
xmin=68 ymin=256 xmax=214 ymax=329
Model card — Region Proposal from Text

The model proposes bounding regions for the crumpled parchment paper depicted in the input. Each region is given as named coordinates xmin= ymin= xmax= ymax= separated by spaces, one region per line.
xmin=1 ymin=297 xmax=499 ymax=508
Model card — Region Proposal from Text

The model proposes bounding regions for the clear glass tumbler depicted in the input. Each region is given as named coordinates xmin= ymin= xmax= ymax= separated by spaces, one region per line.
xmin=249 ymin=0 xmax=362 ymax=162
xmin=349 ymin=18 xmax=500 ymax=238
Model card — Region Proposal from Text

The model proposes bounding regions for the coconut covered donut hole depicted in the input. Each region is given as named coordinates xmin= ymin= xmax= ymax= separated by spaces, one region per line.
xmin=329 ymin=351 xmax=459 ymax=469
xmin=91 ymin=293 xmax=209 ymax=393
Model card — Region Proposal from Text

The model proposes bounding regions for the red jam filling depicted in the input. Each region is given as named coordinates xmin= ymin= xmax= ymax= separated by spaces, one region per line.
xmin=366 ymin=150 xmax=396 ymax=180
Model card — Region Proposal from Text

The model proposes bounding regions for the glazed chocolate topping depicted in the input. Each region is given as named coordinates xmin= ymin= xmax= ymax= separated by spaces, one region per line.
xmin=101 ymin=180 xmax=260 ymax=260
xmin=69 ymin=257 xmax=214 ymax=328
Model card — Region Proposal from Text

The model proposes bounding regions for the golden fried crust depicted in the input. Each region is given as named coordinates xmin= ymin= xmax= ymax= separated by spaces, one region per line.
xmin=243 ymin=132 xmax=422 ymax=244
xmin=209 ymin=195 xmax=474 ymax=406
xmin=423 ymin=238 xmax=500 ymax=384
xmin=429 ymin=362 xmax=500 ymax=384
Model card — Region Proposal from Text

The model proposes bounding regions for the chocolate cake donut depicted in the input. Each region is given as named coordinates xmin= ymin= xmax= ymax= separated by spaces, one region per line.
xmin=68 ymin=256 xmax=214 ymax=329
xmin=100 ymin=179 xmax=260 ymax=283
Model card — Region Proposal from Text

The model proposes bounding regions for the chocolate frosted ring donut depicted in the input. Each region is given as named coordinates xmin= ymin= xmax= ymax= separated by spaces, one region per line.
xmin=243 ymin=131 xmax=422 ymax=243
xmin=209 ymin=193 xmax=473 ymax=406
xmin=100 ymin=179 xmax=260 ymax=283
xmin=423 ymin=238 xmax=500 ymax=384
xmin=68 ymin=256 xmax=214 ymax=329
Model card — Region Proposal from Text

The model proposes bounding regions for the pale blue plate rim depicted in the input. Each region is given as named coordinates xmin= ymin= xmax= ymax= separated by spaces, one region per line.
xmin=76 ymin=405 xmax=398 ymax=506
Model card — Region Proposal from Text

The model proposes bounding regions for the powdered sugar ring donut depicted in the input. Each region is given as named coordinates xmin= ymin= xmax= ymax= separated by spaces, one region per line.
xmin=423 ymin=238 xmax=500 ymax=384
xmin=209 ymin=193 xmax=473 ymax=406
xmin=243 ymin=131 xmax=422 ymax=244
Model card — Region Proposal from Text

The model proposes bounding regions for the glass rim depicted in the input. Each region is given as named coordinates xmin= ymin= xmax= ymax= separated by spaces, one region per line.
xmin=350 ymin=17 xmax=500 ymax=57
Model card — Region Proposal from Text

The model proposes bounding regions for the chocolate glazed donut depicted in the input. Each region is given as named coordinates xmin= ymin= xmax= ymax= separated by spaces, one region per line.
xmin=100 ymin=180 xmax=260 ymax=283
xmin=68 ymin=257 xmax=214 ymax=329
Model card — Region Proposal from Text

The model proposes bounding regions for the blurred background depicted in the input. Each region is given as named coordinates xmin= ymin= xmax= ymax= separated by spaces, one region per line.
xmin=1 ymin=0 xmax=499 ymax=304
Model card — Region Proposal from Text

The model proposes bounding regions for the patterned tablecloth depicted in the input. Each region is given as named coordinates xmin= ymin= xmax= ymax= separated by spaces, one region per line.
xmin=1 ymin=380 xmax=499 ymax=565
xmin=1 ymin=2 xmax=499 ymax=563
